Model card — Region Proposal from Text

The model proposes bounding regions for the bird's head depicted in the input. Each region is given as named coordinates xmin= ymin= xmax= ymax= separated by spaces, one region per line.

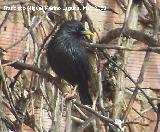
xmin=75 ymin=24 xmax=94 ymax=37
xmin=60 ymin=20 xmax=94 ymax=37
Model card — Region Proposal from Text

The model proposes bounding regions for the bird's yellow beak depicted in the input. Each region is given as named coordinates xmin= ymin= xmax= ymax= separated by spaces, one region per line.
xmin=81 ymin=31 xmax=94 ymax=36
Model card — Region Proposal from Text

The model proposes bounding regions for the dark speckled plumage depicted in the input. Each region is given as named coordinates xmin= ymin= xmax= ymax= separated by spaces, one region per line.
xmin=46 ymin=20 xmax=93 ymax=105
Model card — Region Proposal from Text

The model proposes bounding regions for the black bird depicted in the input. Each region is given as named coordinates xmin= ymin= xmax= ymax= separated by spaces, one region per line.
xmin=46 ymin=20 xmax=93 ymax=105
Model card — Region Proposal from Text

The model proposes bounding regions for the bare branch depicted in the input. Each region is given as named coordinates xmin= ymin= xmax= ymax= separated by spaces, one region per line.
xmin=73 ymin=101 xmax=122 ymax=131
xmin=89 ymin=43 xmax=160 ymax=54
xmin=100 ymin=28 xmax=159 ymax=47
xmin=1 ymin=59 xmax=55 ymax=83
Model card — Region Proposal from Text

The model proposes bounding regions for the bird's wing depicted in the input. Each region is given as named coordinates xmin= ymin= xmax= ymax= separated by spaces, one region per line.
xmin=71 ymin=45 xmax=91 ymax=82
xmin=47 ymin=36 xmax=90 ymax=84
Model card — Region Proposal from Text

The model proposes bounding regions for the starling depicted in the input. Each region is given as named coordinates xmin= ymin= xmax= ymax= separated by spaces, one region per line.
xmin=46 ymin=20 xmax=93 ymax=105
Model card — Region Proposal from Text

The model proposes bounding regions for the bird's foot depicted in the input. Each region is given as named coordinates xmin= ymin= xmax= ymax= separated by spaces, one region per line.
xmin=64 ymin=85 xmax=78 ymax=101
xmin=64 ymin=92 xmax=76 ymax=100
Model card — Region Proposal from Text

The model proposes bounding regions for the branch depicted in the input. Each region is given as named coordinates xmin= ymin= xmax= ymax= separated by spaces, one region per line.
xmin=123 ymin=52 xmax=150 ymax=120
xmin=5 ymin=16 xmax=41 ymax=50
xmin=0 ymin=11 xmax=10 ymax=29
xmin=124 ymin=121 xmax=149 ymax=126
xmin=73 ymin=101 xmax=122 ymax=131
xmin=1 ymin=59 xmax=55 ymax=83
xmin=65 ymin=101 xmax=72 ymax=132
xmin=89 ymin=43 xmax=160 ymax=54
xmin=100 ymin=28 xmax=159 ymax=47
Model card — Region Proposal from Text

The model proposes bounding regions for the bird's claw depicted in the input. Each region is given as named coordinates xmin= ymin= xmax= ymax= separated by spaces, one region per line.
xmin=64 ymin=92 xmax=76 ymax=101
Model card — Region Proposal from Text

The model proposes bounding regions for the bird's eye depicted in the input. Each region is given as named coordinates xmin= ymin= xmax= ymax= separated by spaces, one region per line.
xmin=77 ymin=26 xmax=85 ymax=32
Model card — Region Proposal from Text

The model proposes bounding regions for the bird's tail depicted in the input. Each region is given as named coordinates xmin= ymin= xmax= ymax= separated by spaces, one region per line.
xmin=78 ymin=83 xmax=93 ymax=105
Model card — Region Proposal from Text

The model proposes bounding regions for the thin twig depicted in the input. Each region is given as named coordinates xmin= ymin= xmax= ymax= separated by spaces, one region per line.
xmin=1 ymin=59 xmax=55 ymax=83
xmin=100 ymin=28 xmax=159 ymax=47
xmin=73 ymin=104 xmax=88 ymax=119
xmin=123 ymin=52 xmax=150 ymax=120
xmin=89 ymin=43 xmax=160 ymax=54
xmin=124 ymin=121 xmax=149 ymax=126
xmin=65 ymin=100 xmax=72 ymax=132
xmin=0 ymin=11 xmax=10 ymax=29
xmin=5 ymin=16 xmax=41 ymax=50
xmin=73 ymin=101 xmax=122 ymax=131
